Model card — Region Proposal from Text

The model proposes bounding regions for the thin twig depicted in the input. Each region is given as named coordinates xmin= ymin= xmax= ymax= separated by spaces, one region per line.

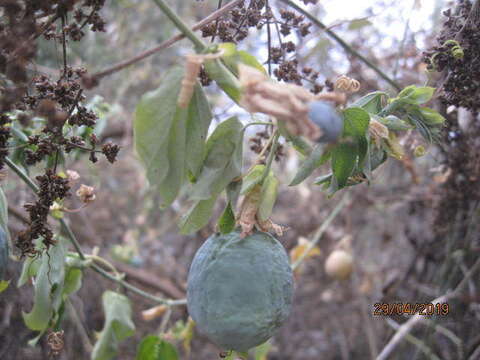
xmin=376 ymin=257 xmax=480 ymax=360
xmin=66 ymin=299 xmax=93 ymax=353
xmin=260 ymin=130 xmax=279 ymax=183
xmin=151 ymin=0 xmax=206 ymax=51
xmin=278 ymin=0 xmax=401 ymax=91
xmin=292 ymin=193 xmax=349 ymax=270
xmin=90 ymin=0 xmax=243 ymax=81
xmin=386 ymin=318 xmax=441 ymax=360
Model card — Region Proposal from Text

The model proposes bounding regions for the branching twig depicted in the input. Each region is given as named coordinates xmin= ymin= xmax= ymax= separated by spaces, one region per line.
xmin=89 ymin=0 xmax=243 ymax=82
xmin=278 ymin=0 xmax=401 ymax=91
xmin=376 ymin=257 xmax=480 ymax=360
xmin=386 ymin=318 xmax=441 ymax=360
xmin=4 ymin=157 xmax=186 ymax=307
xmin=292 ymin=193 xmax=349 ymax=270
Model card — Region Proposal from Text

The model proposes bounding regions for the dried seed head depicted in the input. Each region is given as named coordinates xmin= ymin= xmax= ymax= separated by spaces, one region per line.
xmin=76 ymin=184 xmax=95 ymax=203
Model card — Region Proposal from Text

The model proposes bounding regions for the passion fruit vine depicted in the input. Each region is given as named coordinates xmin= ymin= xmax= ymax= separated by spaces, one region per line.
xmin=187 ymin=231 xmax=294 ymax=352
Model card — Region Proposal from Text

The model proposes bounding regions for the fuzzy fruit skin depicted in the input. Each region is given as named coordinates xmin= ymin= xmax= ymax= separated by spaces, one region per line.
xmin=308 ymin=101 xmax=343 ymax=143
xmin=0 ymin=228 xmax=8 ymax=280
xmin=187 ymin=231 xmax=294 ymax=352
xmin=325 ymin=250 xmax=353 ymax=280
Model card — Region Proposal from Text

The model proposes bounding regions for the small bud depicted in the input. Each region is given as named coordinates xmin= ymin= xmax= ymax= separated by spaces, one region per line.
xmin=76 ymin=184 xmax=96 ymax=203
xmin=66 ymin=170 xmax=80 ymax=184
xmin=369 ymin=119 xmax=389 ymax=143
xmin=325 ymin=250 xmax=353 ymax=280
xmin=414 ymin=145 xmax=426 ymax=157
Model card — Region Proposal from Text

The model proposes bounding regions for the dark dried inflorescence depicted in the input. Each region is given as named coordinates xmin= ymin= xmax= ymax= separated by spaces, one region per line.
xmin=199 ymin=0 xmax=326 ymax=93
xmin=18 ymin=169 xmax=70 ymax=257
xmin=0 ymin=0 xmax=118 ymax=257
xmin=424 ymin=0 xmax=480 ymax=113
xmin=249 ymin=131 xmax=285 ymax=162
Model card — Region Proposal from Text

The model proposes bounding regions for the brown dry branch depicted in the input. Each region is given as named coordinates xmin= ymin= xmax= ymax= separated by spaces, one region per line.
xmin=85 ymin=0 xmax=244 ymax=86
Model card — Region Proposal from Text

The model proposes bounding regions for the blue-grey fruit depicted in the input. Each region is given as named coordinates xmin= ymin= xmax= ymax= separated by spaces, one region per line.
xmin=308 ymin=101 xmax=343 ymax=142
xmin=187 ymin=231 xmax=294 ymax=352
xmin=0 ymin=227 xmax=8 ymax=280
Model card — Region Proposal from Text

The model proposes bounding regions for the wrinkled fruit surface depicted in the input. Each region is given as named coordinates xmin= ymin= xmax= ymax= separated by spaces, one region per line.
xmin=0 ymin=228 xmax=8 ymax=280
xmin=187 ymin=231 xmax=294 ymax=352
xmin=308 ymin=101 xmax=343 ymax=143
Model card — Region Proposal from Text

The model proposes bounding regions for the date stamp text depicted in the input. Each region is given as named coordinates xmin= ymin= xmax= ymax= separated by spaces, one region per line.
xmin=373 ymin=302 xmax=450 ymax=316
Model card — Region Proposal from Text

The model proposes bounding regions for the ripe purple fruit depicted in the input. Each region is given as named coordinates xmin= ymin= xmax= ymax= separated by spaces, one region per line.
xmin=308 ymin=101 xmax=343 ymax=142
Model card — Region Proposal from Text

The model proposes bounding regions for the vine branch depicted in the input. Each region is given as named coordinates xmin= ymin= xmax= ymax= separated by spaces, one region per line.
xmin=151 ymin=0 xmax=206 ymax=51
xmin=376 ymin=257 xmax=480 ymax=360
xmin=278 ymin=0 xmax=401 ymax=91
xmin=291 ymin=193 xmax=349 ymax=270
xmin=89 ymin=0 xmax=243 ymax=83
xmin=4 ymin=157 xmax=185 ymax=307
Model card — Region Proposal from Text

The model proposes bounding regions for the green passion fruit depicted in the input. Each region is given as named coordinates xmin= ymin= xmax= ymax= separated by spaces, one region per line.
xmin=187 ymin=231 xmax=294 ymax=352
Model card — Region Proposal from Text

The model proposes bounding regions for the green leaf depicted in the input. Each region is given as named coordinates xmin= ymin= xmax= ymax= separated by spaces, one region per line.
xmin=397 ymin=85 xmax=435 ymax=104
xmin=179 ymin=197 xmax=217 ymax=235
xmin=343 ymin=107 xmax=370 ymax=138
xmin=290 ymin=144 xmax=329 ymax=186
xmin=190 ymin=117 xmax=244 ymax=200
xmin=348 ymin=18 xmax=372 ymax=30
xmin=0 ymin=280 xmax=9 ymax=293
xmin=226 ymin=180 xmax=242 ymax=209
xmin=254 ymin=341 xmax=272 ymax=360
xmin=136 ymin=336 xmax=179 ymax=360
xmin=277 ymin=121 xmax=312 ymax=156
xmin=203 ymin=59 xmax=241 ymax=103
xmin=331 ymin=142 xmax=358 ymax=188
xmin=23 ymin=239 xmax=66 ymax=331
xmin=91 ymin=291 xmax=135 ymax=360
xmin=218 ymin=202 xmax=236 ymax=234
xmin=258 ymin=173 xmax=279 ymax=222
xmin=0 ymin=187 xmax=9 ymax=242
xmin=134 ymin=67 xmax=182 ymax=186
xmin=241 ymin=165 xmax=266 ymax=194
xmin=185 ymin=83 xmax=213 ymax=178
xmin=17 ymin=255 xmax=41 ymax=287
xmin=418 ymin=107 xmax=446 ymax=125
xmin=313 ymin=173 xmax=333 ymax=185
xmin=158 ymin=106 xmax=188 ymax=207
xmin=63 ymin=268 xmax=82 ymax=296
xmin=376 ymin=115 xmax=412 ymax=131
xmin=351 ymin=91 xmax=387 ymax=114
xmin=219 ymin=43 xmax=266 ymax=76
xmin=135 ymin=67 xmax=213 ymax=207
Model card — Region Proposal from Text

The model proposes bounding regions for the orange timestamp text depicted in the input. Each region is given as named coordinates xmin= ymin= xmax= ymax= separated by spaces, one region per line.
xmin=373 ymin=302 xmax=450 ymax=316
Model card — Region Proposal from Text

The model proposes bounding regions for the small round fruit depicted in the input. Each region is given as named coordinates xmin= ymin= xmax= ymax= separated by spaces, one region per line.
xmin=325 ymin=250 xmax=353 ymax=280
xmin=187 ymin=231 xmax=294 ymax=352
xmin=0 ymin=227 xmax=8 ymax=280
xmin=308 ymin=101 xmax=343 ymax=143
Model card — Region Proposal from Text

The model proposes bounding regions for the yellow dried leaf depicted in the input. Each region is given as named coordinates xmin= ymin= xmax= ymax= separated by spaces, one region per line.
xmin=289 ymin=237 xmax=321 ymax=264
xmin=141 ymin=305 xmax=167 ymax=321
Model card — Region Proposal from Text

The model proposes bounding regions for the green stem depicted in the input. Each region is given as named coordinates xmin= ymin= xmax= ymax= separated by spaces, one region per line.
xmin=279 ymin=0 xmax=401 ymax=91
xmin=5 ymin=157 xmax=38 ymax=192
xmin=260 ymin=130 xmax=279 ymax=183
xmin=4 ymin=156 xmax=186 ymax=307
xmin=151 ymin=0 xmax=206 ymax=51
xmin=292 ymin=193 xmax=349 ymax=270
xmin=242 ymin=121 xmax=274 ymax=131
